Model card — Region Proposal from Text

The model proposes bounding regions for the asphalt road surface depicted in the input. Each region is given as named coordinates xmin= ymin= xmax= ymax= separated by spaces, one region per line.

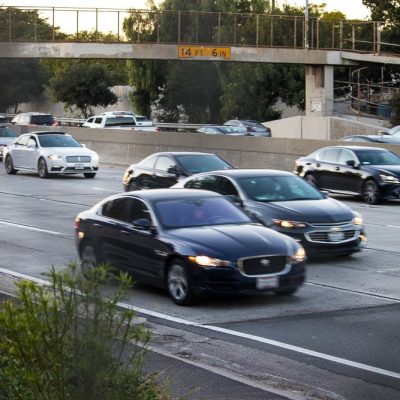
xmin=0 ymin=165 xmax=399 ymax=400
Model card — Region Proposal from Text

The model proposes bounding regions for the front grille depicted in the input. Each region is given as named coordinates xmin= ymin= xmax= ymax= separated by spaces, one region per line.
xmin=307 ymin=230 xmax=358 ymax=243
xmin=239 ymin=256 xmax=287 ymax=276
xmin=64 ymin=167 xmax=92 ymax=172
xmin=66 ymin=156 xmax=91 ymax=163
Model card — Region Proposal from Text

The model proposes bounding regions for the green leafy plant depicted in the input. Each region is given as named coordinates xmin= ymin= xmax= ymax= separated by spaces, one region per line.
xmin=0 ymin=263 xmax=174 ymax=400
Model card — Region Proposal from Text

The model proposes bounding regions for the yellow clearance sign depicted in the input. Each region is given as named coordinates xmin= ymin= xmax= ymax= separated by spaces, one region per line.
xmin=178 ymin=46 xmax=231 ymax=59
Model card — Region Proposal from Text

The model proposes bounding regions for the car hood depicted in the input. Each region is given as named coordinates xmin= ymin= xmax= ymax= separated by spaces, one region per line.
xmin=255 ymin=198 xmax=353 ymax=223
xmin=165 ymin=223 xmax=295 ymax=259
xmin=41 ymin=147 xmax=97 ymax=156
xmin=364 ymin=165 xmax=400 ymax=177
xmin=0 ymin=137 xmax=15 ymax=145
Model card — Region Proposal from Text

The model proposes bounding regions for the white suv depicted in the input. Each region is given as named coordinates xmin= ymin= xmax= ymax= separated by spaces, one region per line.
xmin=82 ymin=114 xmax=158 ymax=131
xmin=3 ymin=131 xmax=99 ymax=179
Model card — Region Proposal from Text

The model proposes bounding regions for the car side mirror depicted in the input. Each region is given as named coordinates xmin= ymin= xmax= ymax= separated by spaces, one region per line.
xmin=27 ymin=142 xmax=36 ymax=149
xmin=378 ymin=130 xmax=389 ymax=136
xmin=168 ymin=166 xmax=184 ymax=177
xmin=81 ymin=143 xmax=87 ymax=148
xmin=225 ymin=194 xmax=243 ymax=207
xmin=346 ymin=160 xmax=359 ymax=169
xmin=132 ymin=218 xmax=156 ymax=234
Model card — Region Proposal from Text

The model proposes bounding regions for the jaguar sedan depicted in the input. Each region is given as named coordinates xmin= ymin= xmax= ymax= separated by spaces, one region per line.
xmin=173 ymin=170 xmax=366 ymax=257
xmin=294 ymin=145 xmax=400 ymax=204
xmin=3 ymin=131 xmax=99 ymax=178
xmin=122 ymin=151 xmax=233 ymax=191
xmin=75 ymin=189 xmax=306 ymax=305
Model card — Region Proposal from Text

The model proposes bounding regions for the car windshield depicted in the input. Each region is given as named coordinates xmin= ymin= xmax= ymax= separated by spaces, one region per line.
xmin=175 ymin=154 xmax=232 ymax=174
xmin=239 ymin=175 xmax=324 ymax=202
xmin=30 ymin=115 xmax=54 ymax=125
xmin=0 ymin=128 xmax=17 ymax=138
xmin=355 ymin=149 xmax=400 ymax=165
xmin=243 ymin=121 xmax=267 ymax=131
xmin=154 ymin=197 xmax=251 ymax=229
xmin=220 ymin=126 xmax=246 ymax=134
xmin=38 ymin=134 xmax=81 ymax=148
xmin=135 ymin=116 xmax=150 ymax=122
xmin=105 ymin=117 xmax=136 ymax=126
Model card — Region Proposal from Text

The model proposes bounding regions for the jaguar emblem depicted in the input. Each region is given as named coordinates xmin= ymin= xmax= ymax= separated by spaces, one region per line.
xmin=260 ymin=259 xmax=270 ymax=266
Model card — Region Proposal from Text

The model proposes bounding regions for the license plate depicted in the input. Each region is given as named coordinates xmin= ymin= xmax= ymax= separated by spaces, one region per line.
xmin=328 ymin=231 xmax=345 ymax=242
xmin=256 ymin=276 xmax=279 ymax=289
xmin=74 ymin=163 xmax=84 ymax=170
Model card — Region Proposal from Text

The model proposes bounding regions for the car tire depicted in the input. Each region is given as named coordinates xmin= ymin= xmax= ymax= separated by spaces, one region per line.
xmin=80 ymin=243 xmax=97 ymax=276
xmin=84 ymin=173 xmax=96 ymax=179
xmin=127 ymin=180 xmax=139 ymax=191
xmin=362 ymin=179 xmax=382 ymax=205
xmin=5 ymin=155 xmax=17 ymax=175
xmin=304 ymin=173 xmax=317 ymax=187
xmin=167 ymin=259 xmax=196 ymax=306
xmin=275 ymin=287 xmax=298 ymax=296
xmin=38 ymin=158 xmax=49 ymax=179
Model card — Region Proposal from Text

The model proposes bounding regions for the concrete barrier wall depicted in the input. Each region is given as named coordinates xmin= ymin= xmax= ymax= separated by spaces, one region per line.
xmin=21 ymin=125 xmax=400 ymax=172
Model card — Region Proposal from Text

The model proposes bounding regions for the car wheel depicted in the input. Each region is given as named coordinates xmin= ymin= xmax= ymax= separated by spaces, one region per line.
xmin=80 ymin=243 xmax=97 ymax=276
xmin=5 ymin=155 xmax=17 ymax=175
xmin=127 ymin=180 xmax=139 ymax=191
xmin=304 ymin=173 xmax=317 ymax=187
xmin=38 ymin=158 xmax=49 ymax=179
xmin=167 ymin=259 xmax=196 ymax=306
xmin=275 ymin=287 xmax=298 ymax=296
xmin=363 ymin=180 xmax=382 ymax=205
xmin=84 ymin=173 xmax=96 ymax=179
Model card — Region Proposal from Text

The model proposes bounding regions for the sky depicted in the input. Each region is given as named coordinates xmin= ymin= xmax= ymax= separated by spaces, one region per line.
xmin=1 ymin=1 xmax=371 ymax=20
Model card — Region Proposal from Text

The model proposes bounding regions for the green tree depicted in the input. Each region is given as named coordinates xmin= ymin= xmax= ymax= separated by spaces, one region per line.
xmin=48 ymin=62 xmax=118 ymax=117
xmin=0 ymin=264 xmax=174 ymax=400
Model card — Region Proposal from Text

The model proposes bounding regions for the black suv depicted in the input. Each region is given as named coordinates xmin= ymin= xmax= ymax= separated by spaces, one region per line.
xmin=11 ymin=112 xmax=56 ymax=126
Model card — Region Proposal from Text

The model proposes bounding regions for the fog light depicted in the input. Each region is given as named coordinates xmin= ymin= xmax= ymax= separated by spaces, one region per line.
xmin=359 ymin=234 xmax=367 ymax=245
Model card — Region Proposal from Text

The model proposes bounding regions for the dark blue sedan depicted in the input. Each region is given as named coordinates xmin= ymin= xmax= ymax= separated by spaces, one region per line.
xmin=75 ymin=189 xmax=306 ymax=305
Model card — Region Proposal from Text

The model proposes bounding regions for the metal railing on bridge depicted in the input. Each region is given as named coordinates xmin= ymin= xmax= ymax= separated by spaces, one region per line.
xmin=0 ymin=6 xmax=399 ymax=55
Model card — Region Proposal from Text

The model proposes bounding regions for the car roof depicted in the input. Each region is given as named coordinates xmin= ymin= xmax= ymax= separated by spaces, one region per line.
xmin=317 ymin=145 xmax=389 ymax=151
xmin=22 ymin=131 xmax=66 ymax=136
xmin=189 ymin=169 xmax=294 ymax=178
xmin=146 ymin=151 xmax=219 ymax=157
xmin=109 ymin=188 xmax=222 ymax=202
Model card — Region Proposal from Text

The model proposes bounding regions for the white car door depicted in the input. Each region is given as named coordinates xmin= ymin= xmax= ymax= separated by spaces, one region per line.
xmin=10 ymin=135 xmax=29 ymax=167
xmin=23 ymin=136 xmax=40 ymax=169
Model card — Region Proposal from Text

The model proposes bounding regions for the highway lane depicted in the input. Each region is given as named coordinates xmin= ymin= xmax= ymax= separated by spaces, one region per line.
xmin=1 ymin=165 xmax=400 ymax=398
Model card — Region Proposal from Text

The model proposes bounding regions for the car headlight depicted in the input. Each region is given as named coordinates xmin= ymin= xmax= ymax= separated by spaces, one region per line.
xmin=291 ymin=247 xmax=307 ymax=263
xmin=47 ymin=154 xmax=63 ymax=160
xmin=379 ymin=174 xmax=399 ymax=183
xmin=352 ymin=216 xmax=363 ymax=225
xmin=273 ymin=219 xmax=307 ymax=229
xmin=188 ymin=256 xmax=231 ymax=267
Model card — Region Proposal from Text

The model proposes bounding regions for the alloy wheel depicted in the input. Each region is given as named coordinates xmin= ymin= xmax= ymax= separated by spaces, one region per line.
xmin=363 ymin=180 xmax=381 ymax=205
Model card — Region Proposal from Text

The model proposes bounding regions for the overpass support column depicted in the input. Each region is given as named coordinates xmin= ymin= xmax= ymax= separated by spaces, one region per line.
xmin=305 ymin=65 xmax=334 ymax=117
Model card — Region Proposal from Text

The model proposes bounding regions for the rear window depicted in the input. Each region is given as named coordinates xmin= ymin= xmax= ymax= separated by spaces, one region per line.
xmin=105 ymin=117 xmax=136 ymax=126
xmin=30 ymin=115 xmax=54 ymax=125
xmin=135 ymin=116 xmax=150 ymax=122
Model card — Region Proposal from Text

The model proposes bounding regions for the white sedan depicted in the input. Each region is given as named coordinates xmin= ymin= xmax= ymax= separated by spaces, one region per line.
xmin=3 ymin=131 xmax=99 ymax=178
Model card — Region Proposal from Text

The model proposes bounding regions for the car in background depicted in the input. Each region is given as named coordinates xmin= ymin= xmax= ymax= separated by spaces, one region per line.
xmin=196 ymin=125 xmax=250 ymax=136
xmin=0 ymin=126 xmax=18 ymax=161
xmin=123 ymin=151 xmax=233 ymax=191
xmin=83 ymin=114 xmax=159 ymax=131
xmin=340 ymin=135 xmax=387 ymax=143
xmin=224 ymin=119 xmax=272 ymax=137
xmin=101 ymin=111 xmax=135 ymax=116
xmin=3 ymin=131 xmax=99 ymax=179
xmin=11 ymin=112 xmax=57 ymax=127
xmin=0 ymin=115 xmax=9 ymax=124
xmin=75 ymin=189 xmax=306 ymax=305
xmin=294 ymin=145 xmax=400 ymax=204
xmin=173 ymin=169 xmax=366 ymax=257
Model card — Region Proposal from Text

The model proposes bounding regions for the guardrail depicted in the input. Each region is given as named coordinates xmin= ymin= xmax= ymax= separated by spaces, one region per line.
xmin=0 ymin=6 xmax=398 ymax=55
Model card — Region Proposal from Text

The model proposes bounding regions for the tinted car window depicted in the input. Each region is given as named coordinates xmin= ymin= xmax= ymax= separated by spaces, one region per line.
xmin=38 ymin=135 xmax=81 ymax=148
xmin=105 ymin=117 xmax=136 ymax=126
xmin=175 ymin=154 xmax=231 ymax=174
xmin=154 ymin=197 xmax=251 ymax=229
xmin=354 ymin=149 xmax=400 ymax=165
xmin=239 ymin=176 xmax=324 ymax=202
xmin=155 ymin=156 xmax=177 ymax=172
xmin=0 ymin=116 xmax=8 ymax=123
xmin=102 ymin=197 xmax=152 ymax=224
xmin=215 ymin=177 xmax=239 ymax=196
xmin=0 ymin=127 xmax=17 ymax=138
xmin=317 ymin=148 xmax=340 ymax=163
xmin=337 ymin=149 xmax=356 ymax=165
xmin=184 ymin=175 xmax=218 ymax=190
xmin=30 ymin=115 xmax=54 ymax=125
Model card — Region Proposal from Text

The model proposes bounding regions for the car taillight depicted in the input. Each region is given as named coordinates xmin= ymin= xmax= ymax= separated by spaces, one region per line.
xmin=74 ymin=217 xmax=80 ymax=229
xmin=155 ymin=127 xmax=161 ymax=132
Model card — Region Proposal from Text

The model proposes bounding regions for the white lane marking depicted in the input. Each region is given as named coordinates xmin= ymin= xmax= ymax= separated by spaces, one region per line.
xmin=118 ymin=303 xmax=400 ymax=380
xmin=1 ymin=268 xmax=399 ymax=380
xmin=92 ymin=187 xmax=120 ymax=192
xmin=0 ymin=221 xmax=65 ymax=236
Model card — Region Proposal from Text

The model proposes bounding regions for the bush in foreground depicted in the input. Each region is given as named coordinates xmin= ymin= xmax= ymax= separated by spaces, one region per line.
xmin=0 ymin=263 xmax=174 ymax=400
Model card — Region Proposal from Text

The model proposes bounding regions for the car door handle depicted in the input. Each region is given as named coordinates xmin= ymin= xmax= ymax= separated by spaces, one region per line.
xmin=316 ymin=163 xmax=321 ymax=167
xmin=335 ymin=167 xmax=340 ymax=171
xmin=93 ymin=223 xmax=103 ymax=229
xmin=120 ymin=230 xmax=131 ymax=235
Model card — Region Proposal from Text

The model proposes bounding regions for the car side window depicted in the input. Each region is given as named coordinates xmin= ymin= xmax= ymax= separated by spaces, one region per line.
xmin=15 ymin=135 xmax=29 ymax=146
xmin=86 ymin=117 xmax=94 ymax=123
xmin=318 ymin=148 xmax=340 ymax=163
xmin=155 ymin=156 xmax=177 ymax=172
xmin=184 ymin=175 xmax=218 ymax=191
xmin=215 ymin=177 xmax=240 ymax=196
xmin=27 ymin=137 xmax=37 ymax=148
xmin=94 ymin=117 xmax=102 ymax=124
xmin=102 ymin=197 xmax=152 ymax=225
xmin=140 ymin=154 xmax=157 ymax=169
xmin=337 ymin=149 xmax=356 ymax=165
